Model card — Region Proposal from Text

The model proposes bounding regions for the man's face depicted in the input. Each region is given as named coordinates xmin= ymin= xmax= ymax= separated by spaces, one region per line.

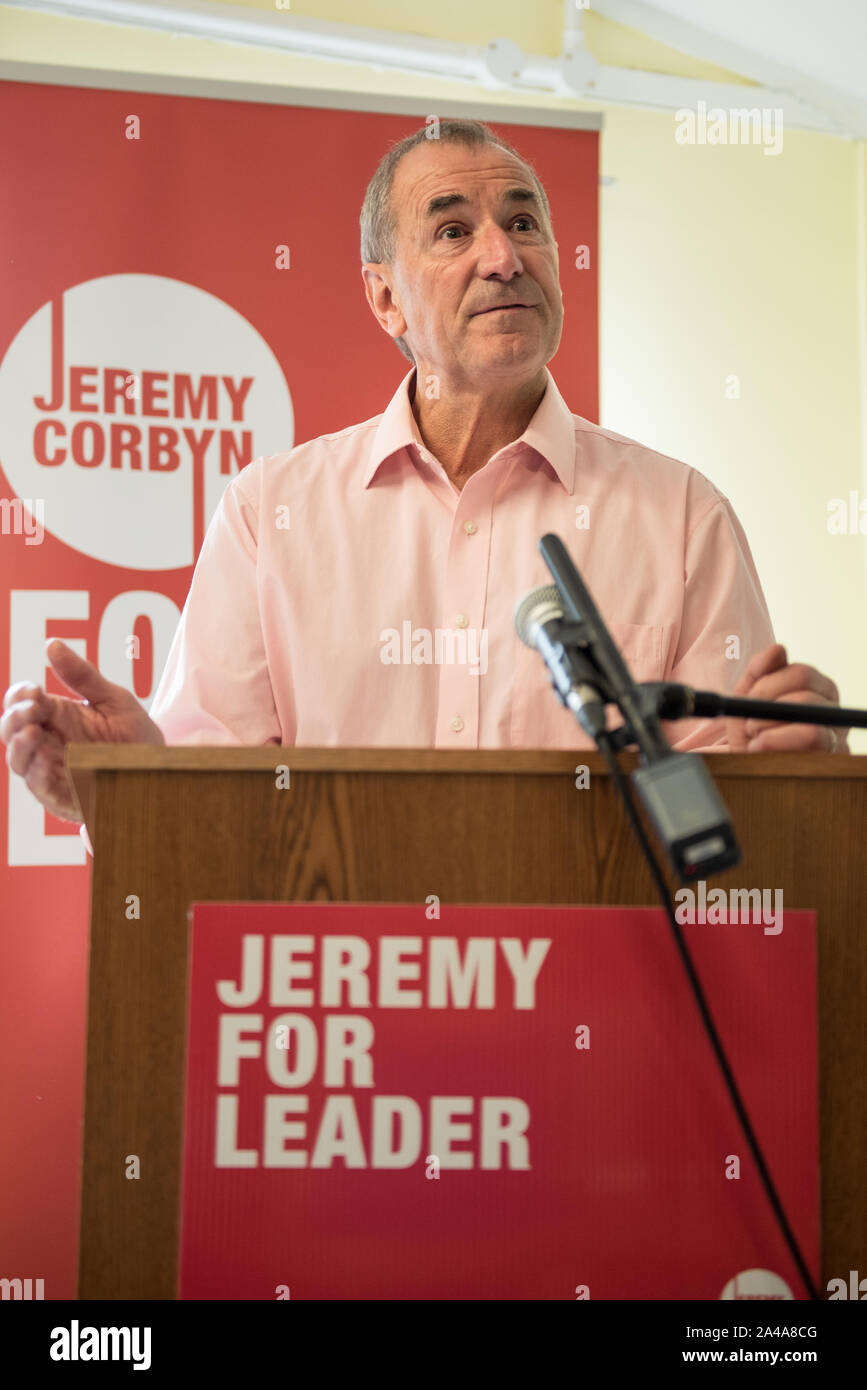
xmin=366 ymin=141 xmax=564 ymax=384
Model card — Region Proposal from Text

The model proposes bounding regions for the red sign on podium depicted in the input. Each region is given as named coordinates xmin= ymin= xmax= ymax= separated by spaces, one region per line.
xmin=179 ymin=901 xmax=818 ymax=1299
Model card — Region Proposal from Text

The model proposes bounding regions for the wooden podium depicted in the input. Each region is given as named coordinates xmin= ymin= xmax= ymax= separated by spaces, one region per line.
xmin=67 ymin=746 xmax=867 ymax=1300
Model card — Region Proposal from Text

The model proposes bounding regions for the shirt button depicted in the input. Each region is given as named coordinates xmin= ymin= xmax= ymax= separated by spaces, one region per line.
xmin=463 ymin=521 xmax=478 ymax=535
xmin=450 ymin=716 xmax=464 ymax=733
xmin=455 ymin=614 xmax=469 ymax=628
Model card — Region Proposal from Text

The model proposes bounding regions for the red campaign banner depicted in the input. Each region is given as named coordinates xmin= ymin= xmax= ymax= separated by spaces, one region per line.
xmin=0 ymin=78 xmax=597 ymax=1296
xmin=179 ymin=902 xmax=819 ymax=1300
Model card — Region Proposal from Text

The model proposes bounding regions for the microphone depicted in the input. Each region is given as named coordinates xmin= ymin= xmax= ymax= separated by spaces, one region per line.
xmin=513 ymin=585 xmax=608 ymax=740
xmin=515 ymin=536 xmax=742 ymax=880
xmin=538 ymin=535 xmax=671 ymax=763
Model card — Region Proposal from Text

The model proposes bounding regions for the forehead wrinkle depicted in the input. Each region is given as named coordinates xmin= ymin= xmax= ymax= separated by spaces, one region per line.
xmin=423 ymin=187 xmax=539 ymax=220
xmin=398 ymin=150 xmax=543 ymax=240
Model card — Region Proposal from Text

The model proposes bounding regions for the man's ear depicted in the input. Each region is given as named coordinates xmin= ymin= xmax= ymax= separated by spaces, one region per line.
xmin=361 ymin=263 xmax=408 ymax=345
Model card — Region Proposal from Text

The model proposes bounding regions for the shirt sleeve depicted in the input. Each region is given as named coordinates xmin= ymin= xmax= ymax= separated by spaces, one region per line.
xmin=146 ymin=459 xmax=282 ymax=746
xmin=77 ymin=462 xmax=281 ymax=859
xmin=664 ymin=491 xmax=775 ymax=753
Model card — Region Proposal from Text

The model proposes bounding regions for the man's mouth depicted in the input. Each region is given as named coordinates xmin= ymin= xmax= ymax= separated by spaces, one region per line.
xmin=473 ymin=304 xmax=535 ymax=316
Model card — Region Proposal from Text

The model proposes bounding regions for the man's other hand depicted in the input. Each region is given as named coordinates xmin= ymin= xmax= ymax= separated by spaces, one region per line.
xmin=726 ymin=642 xmax=850 ymax=753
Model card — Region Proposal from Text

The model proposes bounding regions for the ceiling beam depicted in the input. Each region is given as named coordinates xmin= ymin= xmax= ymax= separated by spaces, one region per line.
xmin=4 ymin=0 xmax=864 ymax=136
xmin=593 ymin=0 xmax=867 ymax=136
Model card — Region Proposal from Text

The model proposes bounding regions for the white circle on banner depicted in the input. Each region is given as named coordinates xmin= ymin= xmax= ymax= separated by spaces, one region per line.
xmin=719 ymin=1268 xmax=795 ymax=1300
xmin=0 ymin=274 xmax=293 ymax=569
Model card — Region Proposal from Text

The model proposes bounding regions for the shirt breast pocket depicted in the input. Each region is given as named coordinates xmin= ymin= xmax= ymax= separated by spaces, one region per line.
xmin=510 ymin=620 xmax=667 ymax=749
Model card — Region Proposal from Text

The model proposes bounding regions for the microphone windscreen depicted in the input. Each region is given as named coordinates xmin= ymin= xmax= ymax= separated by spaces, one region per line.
xmin=513 ymin=584 xmax=564 ymax=646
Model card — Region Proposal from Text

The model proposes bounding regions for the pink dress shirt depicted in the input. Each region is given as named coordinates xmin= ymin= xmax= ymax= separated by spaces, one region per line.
xmin=148 ymin=366 xmax=774 ymax=748
xmin=80 ymin=367 xmax=775 ymax=853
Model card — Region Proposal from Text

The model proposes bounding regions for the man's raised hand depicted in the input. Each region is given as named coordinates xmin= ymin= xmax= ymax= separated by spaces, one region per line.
xmin=1 ymin=638 xmax=165 ymax=823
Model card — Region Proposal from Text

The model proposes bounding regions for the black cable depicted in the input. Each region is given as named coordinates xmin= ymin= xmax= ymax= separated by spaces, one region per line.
xmin=595 ymin=729 xmax=821 ymax=1302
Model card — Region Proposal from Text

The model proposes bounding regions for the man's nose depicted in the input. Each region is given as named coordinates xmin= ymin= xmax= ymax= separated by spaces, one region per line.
xmin=474 ymin=222 xmax=524 ymax=278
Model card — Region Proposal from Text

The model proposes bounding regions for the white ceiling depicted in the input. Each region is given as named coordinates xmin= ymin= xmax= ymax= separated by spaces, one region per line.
xmin=608 ymin=0 xmax=867 ymax=103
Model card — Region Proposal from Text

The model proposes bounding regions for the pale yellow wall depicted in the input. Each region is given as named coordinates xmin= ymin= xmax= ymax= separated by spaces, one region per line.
xmin=2 ymin=0 xmax=865 ymax=747
xmin=599 ymin=109 xmax=867 ymax=752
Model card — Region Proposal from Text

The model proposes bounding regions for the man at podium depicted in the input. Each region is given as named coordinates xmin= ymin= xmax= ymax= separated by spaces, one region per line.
xmin=1 ymin=119 xmax=850 ymax=834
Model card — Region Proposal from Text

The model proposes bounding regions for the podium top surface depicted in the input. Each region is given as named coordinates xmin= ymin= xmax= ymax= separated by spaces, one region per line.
xmin=65 ymin=744 xmax=866 ymax=780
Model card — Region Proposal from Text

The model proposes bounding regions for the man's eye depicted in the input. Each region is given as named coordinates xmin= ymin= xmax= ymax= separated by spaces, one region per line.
xmin=438 ymin=218 xmax=537 ymax=240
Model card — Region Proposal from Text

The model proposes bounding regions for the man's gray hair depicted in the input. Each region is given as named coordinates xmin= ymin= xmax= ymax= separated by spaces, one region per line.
xmin=360 ymin=118 xmax=553 ymax=365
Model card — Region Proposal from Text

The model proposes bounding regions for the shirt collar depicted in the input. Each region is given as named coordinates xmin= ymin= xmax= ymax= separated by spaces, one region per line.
xmin=363 ymin=367 xmax=576 ymax=493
